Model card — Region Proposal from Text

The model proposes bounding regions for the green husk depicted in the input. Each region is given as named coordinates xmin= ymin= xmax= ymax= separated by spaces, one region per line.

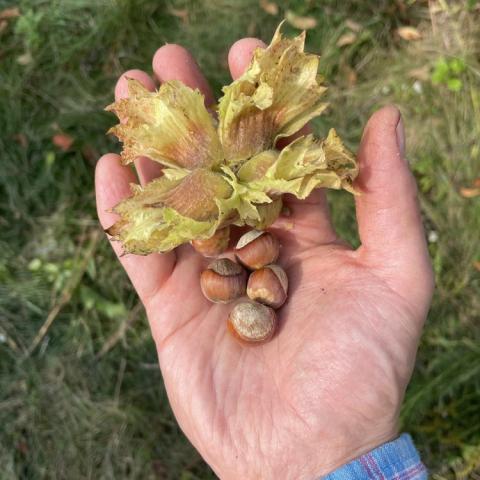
xmin=106 ymin=23 xmax=358 ymax=254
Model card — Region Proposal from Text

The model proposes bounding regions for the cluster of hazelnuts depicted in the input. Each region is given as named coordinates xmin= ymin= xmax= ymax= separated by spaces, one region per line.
xmin=192 ymin=228 xmax=287 ymax=344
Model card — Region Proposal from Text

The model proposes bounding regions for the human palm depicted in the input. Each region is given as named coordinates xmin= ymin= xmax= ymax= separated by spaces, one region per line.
xmin=96 ymin=38 xmax=433 ymax=479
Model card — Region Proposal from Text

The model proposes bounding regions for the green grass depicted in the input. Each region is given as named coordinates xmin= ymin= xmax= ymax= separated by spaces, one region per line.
xmin=1 ymin=0 xmax=479 ymax=478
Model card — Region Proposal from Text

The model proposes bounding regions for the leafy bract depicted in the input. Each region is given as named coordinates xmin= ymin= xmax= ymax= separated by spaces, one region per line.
xmin=217 ymin=23 xmax=328 ymax=165
xmin=105 ymin=23 xmax=359 ymax=255
xmin=107 ymin=170 xmax=232 ymax=254
xmin=106 ymin=80 xmax=222 ymax=169
xmin=245 ymin=129 xmax=358 ymax=198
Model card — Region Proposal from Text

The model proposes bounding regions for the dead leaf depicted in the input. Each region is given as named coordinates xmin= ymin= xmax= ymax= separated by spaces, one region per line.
xmin=16 ymin=441 xmax=28 ymax=455
xmin=473 ymin=178 xmax=480 ymax=188
xmin=474 ymin=261 xmax=480 ymax=272
xmin=16 ymin=52 xmax=32 ymax=65
xmin=346 ymin=67 xmax=357 ymax=87
xmin=429 ymin=3 xmax=444 ymax=15
xmin=168 ymin=7 xmax=188 ymax=24
xmin=0 ymin=7 xmax=20 ymax=20
xmin=286 ymin=10 xmax=317 ymax=30
xmin=345 ymin=19 xmax=362 ymax=32
xmin=52 ymin=133 xmax=74 ymax=151
xmin=337 ymin=32 xmax=357 ymax=47
xmin=13 ymin=133 xmax=28 ymax=148
xmin=396 ymin=26 xmax=422 ymax=41
xmin=459 ymin=187 xmax=480 ymax=198
xmin=259 ymin=0 xmax=278 ymax=15
xmin=408 ymin=66 xmax=430 ymax=81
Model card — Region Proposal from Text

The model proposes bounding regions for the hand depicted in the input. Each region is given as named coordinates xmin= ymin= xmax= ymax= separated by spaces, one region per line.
xmin=95 ymin=38 xmax=434 ymax=479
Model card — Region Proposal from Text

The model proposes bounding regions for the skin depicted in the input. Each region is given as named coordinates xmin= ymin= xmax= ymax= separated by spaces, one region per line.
xmin=95 ymin=38 xmax=434 ymax=479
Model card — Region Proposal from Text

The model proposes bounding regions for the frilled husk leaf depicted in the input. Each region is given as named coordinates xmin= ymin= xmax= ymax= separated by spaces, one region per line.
xmin=217 ymin=129 xmax=357 ymax=229
xmin=107 ymin=169 xmax=232 ymax=254
xmin=105 ymin=23 xmax=359 ymax=255
xmin=217 ymin=23 xmax=328 ymax=165
xmin=234 ymin=129 xmax=358 ymax=203
xmin=106 ymin=79 xmax=223 ymax=169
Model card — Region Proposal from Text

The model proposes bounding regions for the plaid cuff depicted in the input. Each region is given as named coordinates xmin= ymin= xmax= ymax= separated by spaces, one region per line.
xmin=321 ymin=434 xmax=427 ymax=480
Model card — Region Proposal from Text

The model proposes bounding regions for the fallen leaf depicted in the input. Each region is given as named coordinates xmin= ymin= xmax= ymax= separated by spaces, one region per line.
xmin=429 ymin=3 xmax=444 ymax=15
xmin=286 ymin=10 xmax=317 ymax=30
xmin=408 ymin=66 xmax=430 ymax=81
xmin=259 ymin=0 xmax=278 ymax=15
xmin=474 ymin=261 xmax=480 ymax=272
xmin=16 ymin=441 xmax=28 ymax=455
xmin=0 ymin=7 xmax=20 ymax=20
xmin=52 ymin=133 xmax=74 ymax=151
xmin=16 ymin=52 xmax=32 ymax=65
xmin=346 ymin=67 xmax=357 ymax=87
xmin=459 ymin=187 xmax=480 ymax=198
xmin=396 ymin=26 xmax=422 ymax=41
xmin=337 ymin=32 xmax=357 ymax=47
xmin=13 ymin=133 xmax=28 ymax=148
xmin=168 ymin=7 xmax=188 ymax=24
xmin=345 ymin=19 xmax=362 ymax=32
xmin=474 ymin=178 xmax=480 ymax=188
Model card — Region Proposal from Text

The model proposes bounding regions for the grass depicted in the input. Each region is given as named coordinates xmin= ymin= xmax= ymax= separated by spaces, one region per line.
xmin=0 ymin=0 xmax=479 ymax=478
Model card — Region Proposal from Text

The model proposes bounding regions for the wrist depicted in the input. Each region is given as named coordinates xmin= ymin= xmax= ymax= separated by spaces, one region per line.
xmin=313 ymin=429 xmax=399 ymax=477
xmin=321 ymin=433 xmax=427 ymax=480
xmin=214 ymin=423 xmax=399 ymax=480
xmin=283 ymin=426 xmax=399 ymax=480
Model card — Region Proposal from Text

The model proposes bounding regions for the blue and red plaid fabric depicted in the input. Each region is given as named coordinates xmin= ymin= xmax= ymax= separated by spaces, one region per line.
xmin=322 ymin=434 xmax=427 ymax=479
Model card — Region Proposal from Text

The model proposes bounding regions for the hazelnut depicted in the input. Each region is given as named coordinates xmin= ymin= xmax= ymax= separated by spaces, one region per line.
xmin=200 ymin=258 xmax=247 ymax=303
xmin=246 ymin=264 xmax=288 ymax=308
xmin=191 ymin=227 xmax=230 ymax=257
xmin=227 ymin=300 xmax=277 ymax=343
xmin=234 ymin=230 xmax=280 ymax=270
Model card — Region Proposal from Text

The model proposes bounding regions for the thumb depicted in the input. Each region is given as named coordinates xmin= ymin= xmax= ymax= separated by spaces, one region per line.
xmin=354 ymin=105 xmax=434 ymax=308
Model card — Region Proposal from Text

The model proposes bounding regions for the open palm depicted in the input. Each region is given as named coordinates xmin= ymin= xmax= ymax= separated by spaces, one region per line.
xmin=95 ymin=38 xmax=434 ymax=479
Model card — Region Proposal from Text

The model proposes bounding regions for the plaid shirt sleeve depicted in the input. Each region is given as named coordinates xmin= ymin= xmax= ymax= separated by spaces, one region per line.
xmin=321 ymin=434 xmax=428 ymax=480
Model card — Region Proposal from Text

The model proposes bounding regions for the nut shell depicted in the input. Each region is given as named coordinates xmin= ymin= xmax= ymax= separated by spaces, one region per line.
xmin=227 ymin=300 xmax=277 ymax=343
xmin=191 ymin=227 xmax=230 ymax=257
xmin=234 ymin=230 xmax=280 ymax=270
xmin=200 ymin=258 xmax=246 ymax=303
xmin=247 ymin=264 xmax=288 ymax=308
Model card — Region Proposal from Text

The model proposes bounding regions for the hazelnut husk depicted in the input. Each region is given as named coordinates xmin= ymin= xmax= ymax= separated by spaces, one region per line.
xmin=191 ymin=227 xmax=230 ymax=257
xmin=200 ymin=258 xmax=247 ymax=303
xmin=227 ymin=300 xmax=277 ymax=343
xmin=234 ymin=230 xmax=280 ymax=270
xmin=246 ymin=264 xmax=288 ymax=308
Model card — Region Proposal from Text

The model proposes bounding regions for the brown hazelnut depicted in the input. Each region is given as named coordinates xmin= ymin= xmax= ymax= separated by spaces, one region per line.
xmin=191 ymin=227 xmax=230 ymax=257
xmin=234 ymin=230 xmax=280 ymax=270
xmin=227 ymin=300 xmax=277 ymax=344
xmin=246 ymin=264 xmax=288 ymax=309
xmin=200 ymin=258 xmax=247 ymax=303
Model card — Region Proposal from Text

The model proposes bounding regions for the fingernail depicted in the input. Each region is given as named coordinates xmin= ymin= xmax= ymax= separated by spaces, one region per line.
xmin=396 ymin=115 xmax=406 ymax=158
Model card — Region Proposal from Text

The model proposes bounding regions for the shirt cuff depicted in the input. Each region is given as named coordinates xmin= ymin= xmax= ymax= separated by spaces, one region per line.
xmin=321 ymin=434 xmax=428 ymax=480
